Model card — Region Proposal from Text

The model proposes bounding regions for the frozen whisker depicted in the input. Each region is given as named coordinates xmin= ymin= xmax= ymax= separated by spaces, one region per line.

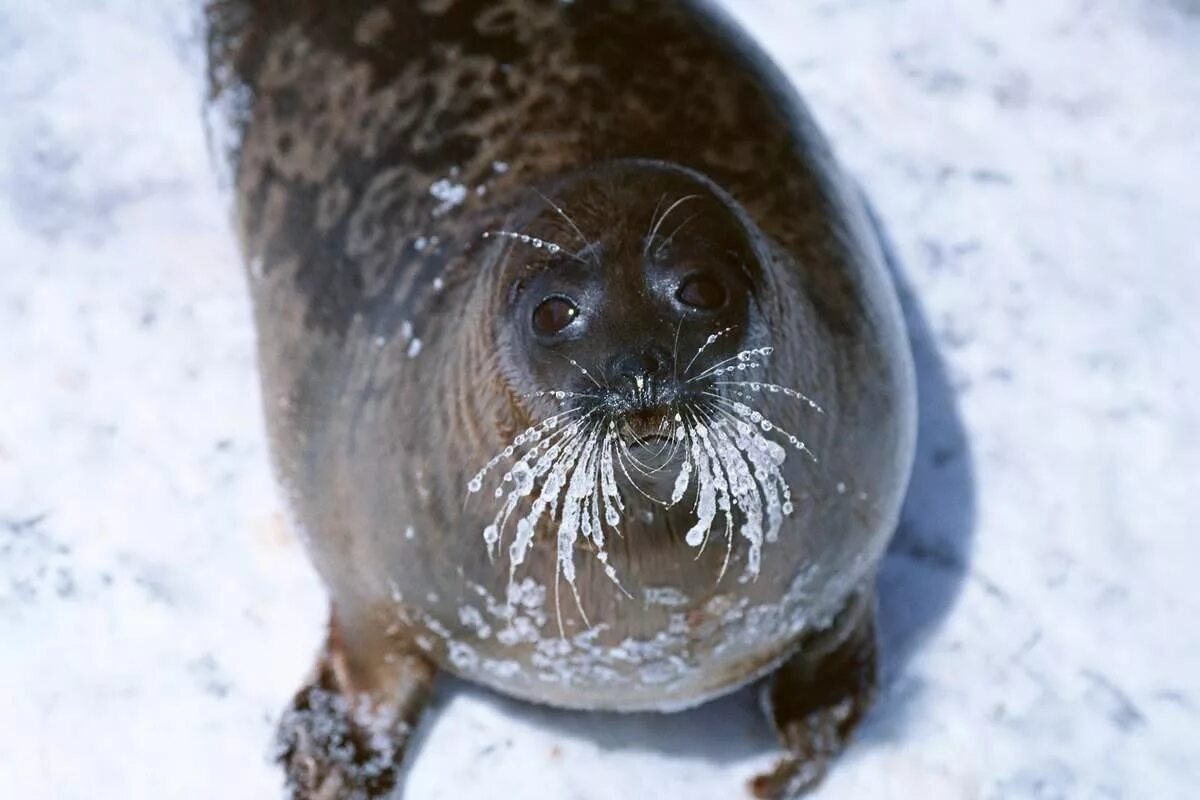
xmin=711 ymin=381 xmax=824 ymax=413
xmin=678 ymin=407 xmax=732 ymax=560
xmin=470 ymin=360 xmax=817 ymax=596
xmin=677 ymin=409 xmax=711 ymax=545
xmin=697 ymin=402 xmax=785 ymax=579
xmin=472 ymin=409 xmax=635 ymax=616
xmin=613 ymin=437 xmax=675 ymax=508
xmin=667 ymin=413 xmax=694 ymax=508
xmin=535 ymin=190 xmax=599 ymax=267
xmin=552 ymin=423 xmax=605 ymax=635
xmin=561 ymin=356 xmax=606 ymax=390
xmin=529 ymin=389 xmax=597 ymax=402
xmin=478 ymin=410 xmax=600 ymax=559
xmin=683 ymin=325 xmax=737 ymax=377
xmin=502 ymin=418 xmax=597 ymax=596
xmin=708 ymin=404 xmax=794 ymax=516
xmin=482 ymin=229 xmax=575 ymax=258
xmin=618 ymin=425 xmax=680 ymax=475
xmin=466 ymin=406 xmax=587 ymax=496
xmin=598 ymin=425 xmax=625 ymax=532
xmin=688 ymin=346 xmax=773 ymax=383
xmin=690 ymin=405 xmax=746 ymax=580
xmin=702 ymin=391 xmax=817 ymax=465
xmin=696 ymin=360 xmax=767 ymax=379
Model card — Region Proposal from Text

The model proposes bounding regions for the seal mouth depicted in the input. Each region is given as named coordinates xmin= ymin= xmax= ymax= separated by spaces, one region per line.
xmin=621 ymin=406 xmax=675 ymax=448
xmin=631 ymin=431 xmax=671 ymax=447
xmin=621 ymin=407 xmax=687 ymax=474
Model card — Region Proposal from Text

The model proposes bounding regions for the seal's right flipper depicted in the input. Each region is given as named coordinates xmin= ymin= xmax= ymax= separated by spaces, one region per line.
xmin=276 ymin=612 xmax=435 ymax=800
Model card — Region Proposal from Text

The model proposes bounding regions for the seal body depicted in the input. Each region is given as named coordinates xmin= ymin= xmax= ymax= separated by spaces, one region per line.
xmin=207 ymin=0 xmax=915 ymax=795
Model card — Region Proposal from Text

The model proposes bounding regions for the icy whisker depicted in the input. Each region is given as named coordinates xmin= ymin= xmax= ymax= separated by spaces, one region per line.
xmin=683 ymin=325 xmax=737 ymax=376
xmin=482 ymin=229 xmax=575 ymax=258
xmin=535 ymin=190 xmax=599 ymax=266
xmin=689 ymin=346 xmax=773 ymax=383
xmin=702 ymin=391 xmax=818 ymax=464
xmin=711 ymin=381 xmax=824 ymax=413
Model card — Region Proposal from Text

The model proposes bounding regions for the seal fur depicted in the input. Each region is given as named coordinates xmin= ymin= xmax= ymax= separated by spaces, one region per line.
xmin=206 ymin=1 xmax=917 ymax=796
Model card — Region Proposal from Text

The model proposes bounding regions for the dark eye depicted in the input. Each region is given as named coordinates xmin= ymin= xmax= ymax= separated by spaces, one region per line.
xmin=676 ymin=274 xmax=727 ymax=310
xmin=532 ymin=296 xmax=579 ymax=335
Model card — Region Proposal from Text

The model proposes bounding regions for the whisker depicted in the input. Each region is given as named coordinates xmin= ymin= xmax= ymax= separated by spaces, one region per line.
xmin=529 ymin=391 xmax=597 ymax=405
xmin=467 ymin=405 xmax=586 ymax=497
xmin=702 ymin=402 xmax=774 ymax=573
xmin=613 ymin=437 xmax=673 ymax=507
xmin=617 ymin=434 xmax=673 ymax=479
xmin=471 ymin=325 xmax=818 ymax=598
xmin=554 ymin=423 xmax=605 ymax=634
xmin=482 ymin=230 xmax=582 ymax=262
xmin=644 ymin=193 xmax=668 ymax=252
xmin=645 ymin=194 xmax=702 ymax=256
xmin=671 ymin=314 xmax=686 ymax=380
xmin=683 ymin=325 xmax=737 ymax=377
xmin=535 ymin=190 xmax=600 ymax=267
xmin=679 ymin=405 xmax=731 ymax=558
xmin=654 ymin=212 xmax=701 ymax=259
xmin=689 ymin=403 xmax=737 ymax=580
xmin=710 ymin=381 xmax=823 ymax=413
xmin=480 ymin=408 xmax=601 ymax=558
xmin=550 ymin=352 xmax=605 ymax=390
xmin=618 ymin=423 xmax=680 ymax=475
xmin=688 ymin=345 xmax=772 ymax=383
xmin=589 ymin=427 xmax=632 ymax=596
xmin=702 ymin=390 xmax=818 ymax=463
xmin=703 ymin=400 xmax=793 ymax=526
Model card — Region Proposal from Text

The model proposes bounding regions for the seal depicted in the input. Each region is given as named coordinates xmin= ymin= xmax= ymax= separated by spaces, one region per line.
xmin=205 ymin=1 xmax=917 ymax=797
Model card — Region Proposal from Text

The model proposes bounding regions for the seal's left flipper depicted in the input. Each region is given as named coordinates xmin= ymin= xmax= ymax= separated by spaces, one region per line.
xmin=750 ymin=594 xmax=879 ymax=799
xmin=276 ymin=614 xmax=436 ymax=799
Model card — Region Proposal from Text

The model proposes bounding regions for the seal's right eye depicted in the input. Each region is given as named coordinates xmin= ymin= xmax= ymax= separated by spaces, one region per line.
xmin=532 ymin=296 xmax=578 ymax=336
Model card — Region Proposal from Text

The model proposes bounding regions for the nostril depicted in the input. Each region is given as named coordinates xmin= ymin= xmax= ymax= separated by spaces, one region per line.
xmin=638 ymin=351 xmax=664 ymax=376
xmin=607 ymin=345 xmax=672 ymax=388
xmin=634 ymin=346 xmax=672 ymax=380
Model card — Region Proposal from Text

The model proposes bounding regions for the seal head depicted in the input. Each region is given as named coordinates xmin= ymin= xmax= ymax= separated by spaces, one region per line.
xmin=494 ymin=160 xmax=764 ymax=455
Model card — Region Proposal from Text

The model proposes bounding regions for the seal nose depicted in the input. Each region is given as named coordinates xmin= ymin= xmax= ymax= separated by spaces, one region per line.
xmin=607 ymin=345 xmax=672 ymax=403
xmin=608 ymin=345 xmax=670 ymax=381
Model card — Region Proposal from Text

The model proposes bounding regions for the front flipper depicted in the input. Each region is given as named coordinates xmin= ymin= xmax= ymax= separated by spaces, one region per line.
xmin=276 ymin=613 xmax=436 ymax=800
xmin=750 ymin=592 xmax=879 ymax=800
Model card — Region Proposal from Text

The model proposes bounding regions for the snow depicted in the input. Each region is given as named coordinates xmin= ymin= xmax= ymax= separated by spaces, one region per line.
xmin=2 ymin=0 xmax=1199 ymax=798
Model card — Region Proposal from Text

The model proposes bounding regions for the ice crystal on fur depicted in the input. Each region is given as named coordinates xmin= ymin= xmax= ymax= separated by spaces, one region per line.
xmin=467 ymin=340 xmax=821 ymax=608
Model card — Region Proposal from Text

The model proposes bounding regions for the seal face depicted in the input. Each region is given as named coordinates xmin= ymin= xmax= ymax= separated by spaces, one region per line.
xmin=206 ymin=1 xmax=917 ymax=796
xmin=496 ymin=162 xmax=761 ymax=412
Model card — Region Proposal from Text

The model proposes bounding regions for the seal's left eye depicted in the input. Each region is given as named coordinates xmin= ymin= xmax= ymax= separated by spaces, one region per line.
xmin=532 ymin=296 xmax=578 ymax=336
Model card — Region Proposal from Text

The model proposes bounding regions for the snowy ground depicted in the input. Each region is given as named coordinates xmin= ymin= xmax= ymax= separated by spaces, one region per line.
xmin=2 ymin=1 xmax=1198 ymax=798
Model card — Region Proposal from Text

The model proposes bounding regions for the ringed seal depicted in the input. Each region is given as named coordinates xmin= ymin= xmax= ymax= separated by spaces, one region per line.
xmin=205 ymin=1 xmax=917 ymax=797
